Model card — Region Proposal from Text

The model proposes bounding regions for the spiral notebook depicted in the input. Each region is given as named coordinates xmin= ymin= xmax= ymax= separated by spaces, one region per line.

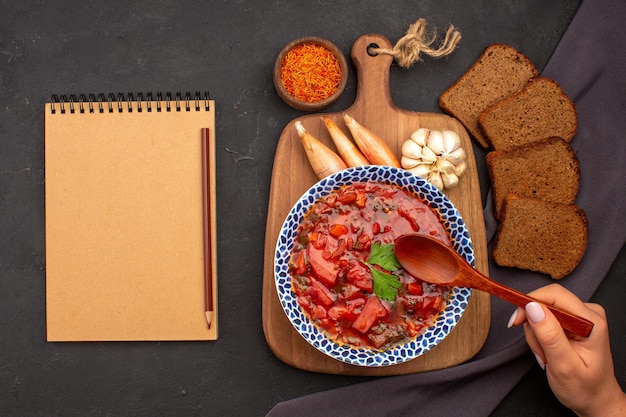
xmin=44 ymin=92 xmax=218 ymax=341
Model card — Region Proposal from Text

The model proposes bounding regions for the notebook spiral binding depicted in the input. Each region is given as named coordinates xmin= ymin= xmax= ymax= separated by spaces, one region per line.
xmin=49 ymin=91 xmax=211 ymax=114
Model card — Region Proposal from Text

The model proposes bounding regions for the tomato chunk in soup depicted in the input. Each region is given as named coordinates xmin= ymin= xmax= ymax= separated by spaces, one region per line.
xmin=289 ymin=181 xmax=452 ymax=350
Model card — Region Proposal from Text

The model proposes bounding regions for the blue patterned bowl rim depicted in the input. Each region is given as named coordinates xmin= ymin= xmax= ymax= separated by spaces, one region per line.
xmin=274 ymin=166 xmax=474 ymax=367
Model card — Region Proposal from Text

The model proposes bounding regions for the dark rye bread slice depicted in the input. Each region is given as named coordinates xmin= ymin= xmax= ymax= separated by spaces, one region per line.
xmin=492 ymin=195 xmax=588 ymax=279
xmin=478 ymin=76 xmax=578 ymax=151
xmin=439 ymin=44 xmax=538 ymax=149
xmin=486 ymin=137 xmax=580 ymax=220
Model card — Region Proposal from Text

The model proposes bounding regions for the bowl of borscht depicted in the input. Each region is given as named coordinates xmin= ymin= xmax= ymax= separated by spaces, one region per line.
xmin=274 ymin=165 xmax=474 ymax=367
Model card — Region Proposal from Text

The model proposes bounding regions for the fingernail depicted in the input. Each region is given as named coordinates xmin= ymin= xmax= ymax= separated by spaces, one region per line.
xmin=507 ymin=309 xmax=518 ymax=328
xmin=533 ymin=352 xmax=546 ymax=370
xmin=525 ymin=302 xmax=545 ymax=323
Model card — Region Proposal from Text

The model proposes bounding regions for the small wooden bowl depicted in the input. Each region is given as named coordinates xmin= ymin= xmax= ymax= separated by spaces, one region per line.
xmin=273 ymin=36 xmax=348 ymax=111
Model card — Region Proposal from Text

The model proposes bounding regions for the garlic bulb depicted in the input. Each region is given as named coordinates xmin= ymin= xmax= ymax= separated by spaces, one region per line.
xmin=400 ymin=128 xmax=467 ymax=191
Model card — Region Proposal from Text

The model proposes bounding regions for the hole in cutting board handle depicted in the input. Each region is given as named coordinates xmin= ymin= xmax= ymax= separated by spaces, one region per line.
xmin=366 ymin=43 xmax=380 ymax=57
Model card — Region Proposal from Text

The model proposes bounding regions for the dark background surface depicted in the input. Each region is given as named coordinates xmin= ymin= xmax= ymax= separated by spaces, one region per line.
xmin=1 ymin=1 xmax=624 ymax=416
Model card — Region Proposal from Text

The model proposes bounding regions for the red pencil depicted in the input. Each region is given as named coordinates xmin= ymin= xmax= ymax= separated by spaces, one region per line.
xmin=202 ymin=128 xmax=214 ymax=329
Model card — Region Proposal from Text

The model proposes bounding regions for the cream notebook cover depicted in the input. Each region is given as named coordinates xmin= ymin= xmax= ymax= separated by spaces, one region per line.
xmin=45 ymin=92 xmax=217 ymax=341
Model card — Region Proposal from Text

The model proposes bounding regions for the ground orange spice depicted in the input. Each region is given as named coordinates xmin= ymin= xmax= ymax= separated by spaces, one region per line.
xmin=280 ymin=43 xmax=342 ymax=103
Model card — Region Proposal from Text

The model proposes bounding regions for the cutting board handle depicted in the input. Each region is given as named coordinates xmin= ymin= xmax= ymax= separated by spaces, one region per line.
xmin=350 ymin=34 xmax=395 ymax=114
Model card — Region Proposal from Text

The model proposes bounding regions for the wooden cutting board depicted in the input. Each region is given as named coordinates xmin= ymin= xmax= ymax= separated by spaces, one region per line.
xmin=262 ymin=34 xmax=490 ymax=376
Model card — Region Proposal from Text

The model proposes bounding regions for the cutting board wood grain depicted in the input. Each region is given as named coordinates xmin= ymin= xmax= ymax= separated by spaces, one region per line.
xmin=262 ymin=34 xmax=490 ymax=375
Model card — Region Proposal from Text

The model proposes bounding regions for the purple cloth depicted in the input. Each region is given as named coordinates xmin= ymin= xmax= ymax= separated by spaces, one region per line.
xmin=266 ymin=0 xmax=626 ymax=415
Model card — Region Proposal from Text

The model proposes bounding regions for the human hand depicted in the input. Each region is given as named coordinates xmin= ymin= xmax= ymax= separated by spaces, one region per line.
xmin=508 ymin=283 xmax=626 ymax=417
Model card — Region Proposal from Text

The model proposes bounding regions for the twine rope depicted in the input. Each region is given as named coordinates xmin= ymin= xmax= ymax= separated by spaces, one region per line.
xmin=371 ymin=18 xmax=461 ymax=68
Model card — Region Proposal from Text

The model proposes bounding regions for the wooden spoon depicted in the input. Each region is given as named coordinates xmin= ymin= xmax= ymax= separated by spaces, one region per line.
xmin=394 ymin=234 xmax=594 ymax=338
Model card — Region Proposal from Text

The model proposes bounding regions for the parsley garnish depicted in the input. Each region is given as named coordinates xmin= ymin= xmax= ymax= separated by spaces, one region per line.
xmin=368 ymin=242 xmax=402 ymax=271
xmin=366 ymin=242 xmax=402 ymax=302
